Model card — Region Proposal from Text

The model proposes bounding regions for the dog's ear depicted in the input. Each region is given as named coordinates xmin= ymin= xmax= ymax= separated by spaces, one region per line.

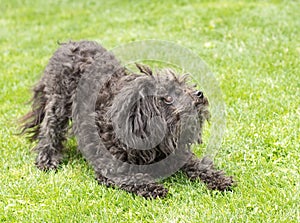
xmin=108 ymin=77 xmax=165 ymax=150
xmin=135 ymin=63 xmax=153 ymax=76
xmin=130 ymin=94 xmax=160 ymax=137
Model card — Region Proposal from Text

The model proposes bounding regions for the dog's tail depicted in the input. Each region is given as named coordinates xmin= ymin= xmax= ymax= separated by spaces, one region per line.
xmin=19 ymin=81 xmax=47 ymax=141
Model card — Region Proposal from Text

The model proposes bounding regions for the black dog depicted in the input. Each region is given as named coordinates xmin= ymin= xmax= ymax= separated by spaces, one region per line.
xmin=21 ymin=41 xmax=234 ymax=198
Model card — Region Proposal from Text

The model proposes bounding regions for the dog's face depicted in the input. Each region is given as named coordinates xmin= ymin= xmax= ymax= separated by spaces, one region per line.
xmin=108 ymin=64 xmax=210 ymax=154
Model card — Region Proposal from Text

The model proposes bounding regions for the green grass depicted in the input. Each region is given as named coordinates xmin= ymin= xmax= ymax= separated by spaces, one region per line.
xmin=1 ymin=0 xmax=299 ymax=222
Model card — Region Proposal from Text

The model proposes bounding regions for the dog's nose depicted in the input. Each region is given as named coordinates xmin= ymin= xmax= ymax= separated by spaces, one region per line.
xmin=193 ymin=90 xmax=204 ymax=99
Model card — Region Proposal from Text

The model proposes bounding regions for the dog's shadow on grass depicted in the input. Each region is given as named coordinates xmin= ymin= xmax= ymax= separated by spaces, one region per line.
xmin=60 ymin=138 xmax=87 ymax=167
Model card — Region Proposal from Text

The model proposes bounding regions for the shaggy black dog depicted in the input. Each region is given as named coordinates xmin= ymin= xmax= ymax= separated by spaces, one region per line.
xmin=21 ymin=41 xmax=234 ymax=198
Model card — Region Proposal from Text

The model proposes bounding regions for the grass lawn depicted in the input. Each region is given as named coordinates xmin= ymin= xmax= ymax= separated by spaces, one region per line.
xmin=1 ymin=0 xmax=299 ymax=222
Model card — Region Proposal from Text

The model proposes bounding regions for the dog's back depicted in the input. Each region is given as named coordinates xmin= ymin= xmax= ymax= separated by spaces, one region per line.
xmin=20 ymin=41 xmax=111 ymax=141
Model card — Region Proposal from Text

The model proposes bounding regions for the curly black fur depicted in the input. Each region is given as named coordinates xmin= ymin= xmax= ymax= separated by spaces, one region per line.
xmin=20 ymin=41 xmax=234 ymax=198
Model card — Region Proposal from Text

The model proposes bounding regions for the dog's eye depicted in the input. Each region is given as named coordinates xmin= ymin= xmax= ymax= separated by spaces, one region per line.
xmin=194 ymin=90 xmax=204 ymax=98
xmin=163 ymin=96 xmax=174 ymax=105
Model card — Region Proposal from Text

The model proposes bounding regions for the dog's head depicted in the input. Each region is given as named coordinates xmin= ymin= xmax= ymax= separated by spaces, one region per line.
xmin=108 ymin=64 xmax=210 ymax=156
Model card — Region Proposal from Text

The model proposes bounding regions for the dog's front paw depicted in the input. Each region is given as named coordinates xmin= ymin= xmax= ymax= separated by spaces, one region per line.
xmin=120 ymin=182 xmax=168 ymax=199
xmin=95 ymin=173 xmax=115 ymax=187
xmin=206 ymin=171 xmax=235 ymax=191
xmin=134 ymin=183 xmax=168 ymax=199
xmin=35 ymin=151 xmax=61 ymax=171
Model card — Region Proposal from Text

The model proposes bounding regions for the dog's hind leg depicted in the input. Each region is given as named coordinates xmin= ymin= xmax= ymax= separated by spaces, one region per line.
xmin=181 ymin=154 xmax=235 ymax=191
xmin=34 ymin=96 xmax=71 ymax=171
xmin=20 ymin=79 xmax=71 ymax=171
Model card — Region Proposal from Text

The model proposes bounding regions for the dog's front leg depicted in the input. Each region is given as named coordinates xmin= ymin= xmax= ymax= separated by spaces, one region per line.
xmin=181 ymin=154 xmax=234 ymax=191
xmin=95 ymin=172 xmax=168 ymax=199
